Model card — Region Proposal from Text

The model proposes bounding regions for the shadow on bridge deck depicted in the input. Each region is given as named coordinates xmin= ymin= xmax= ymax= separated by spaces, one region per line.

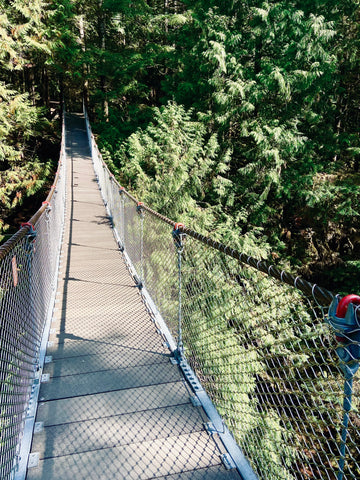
xmin=26 ymin=114 xmax=240 ymax=480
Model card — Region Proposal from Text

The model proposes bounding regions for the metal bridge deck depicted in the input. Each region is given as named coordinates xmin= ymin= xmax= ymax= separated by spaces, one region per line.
xmin=26 ymin=114 xmax=240 ymax=479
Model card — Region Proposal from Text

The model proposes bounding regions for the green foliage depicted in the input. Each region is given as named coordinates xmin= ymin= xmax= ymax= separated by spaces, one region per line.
xmin=46 ymin=0 xmax=80 ymax=76
xmin=0 ymin=83 xmax=39 ymax=163
xmin=118 ymin=102 xmax=233 ymax=229
xmin=0 ymin=0 xmax=60 ymax=236
xmin=0 ymin=160 xmax=50 ymax=212
xmin=64 ymin=1 xmax=360 ymax=476
xmin=0 ymin=0 xmax=357 ymax=476
xmin=88 ymin=0 xmax=359 ymax=287
xmin=306 ymin=175 xmax=360 ymax=224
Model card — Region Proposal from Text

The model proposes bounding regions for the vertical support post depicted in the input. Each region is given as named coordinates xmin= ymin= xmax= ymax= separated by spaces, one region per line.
xmin=119 ymin=187 xmax=125 ymax=251
xmin=136 ymin=202 xmax=145 ymax=289
xmin=42 ymin=202 xmax=54 ymax=290
xmin=109 ymin=174 xmax=115 ymax=220
xmin=338 ymin=374 xmax=354 ymax=480
xmin=177 ymin=241 xmax=183 ymax=355
xmin=328 ymin=295 xmax=360 ymax=480
xmin=21 ymin=222 xmax=37 ymax=318
xmin=172 ymin=223 xmax=186 ymax=359
xmin=22 ymin=222 xmax=37 ymax=342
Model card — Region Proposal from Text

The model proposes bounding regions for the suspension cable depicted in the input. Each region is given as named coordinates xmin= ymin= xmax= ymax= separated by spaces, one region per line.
xmin=109 ymin=183 xmax=333 ymax=306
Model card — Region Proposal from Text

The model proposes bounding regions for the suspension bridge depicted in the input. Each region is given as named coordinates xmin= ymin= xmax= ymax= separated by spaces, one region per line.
xmin=0 ymin=111 xmax=359 ymax=480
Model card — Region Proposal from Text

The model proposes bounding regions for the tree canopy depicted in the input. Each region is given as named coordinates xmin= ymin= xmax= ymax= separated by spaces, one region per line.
xmin=1 ymin=0 xmax=359 ymax=286
xmin=82 ymin=0 xmax=359 ymax=293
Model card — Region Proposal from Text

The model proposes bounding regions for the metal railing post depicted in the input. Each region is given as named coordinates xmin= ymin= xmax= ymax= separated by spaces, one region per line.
xmin=172 ymin=223 xmax=186 ymax=359
xmin=118 ymin=187 xmax=125 ymax=251
xmin=42 ymin=202 xmax=54 ymax=290
xmin=136 ymin=202 xmax=145 ymax=289
xmin=21 ymin=221 xmax=37 ymax=333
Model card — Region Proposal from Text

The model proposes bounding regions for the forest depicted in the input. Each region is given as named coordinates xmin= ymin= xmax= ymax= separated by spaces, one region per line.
xmin=1 ymin=0 xmax=359 ymax=294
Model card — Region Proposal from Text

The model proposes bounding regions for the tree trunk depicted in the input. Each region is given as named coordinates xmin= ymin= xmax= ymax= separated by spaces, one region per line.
xmin=42 ymin=66 xmax=50 ymax=108
xmin=79 ymin=15 xmax=89 ymax=111
xmin=98 ymin=1 xmax=109 ymax=120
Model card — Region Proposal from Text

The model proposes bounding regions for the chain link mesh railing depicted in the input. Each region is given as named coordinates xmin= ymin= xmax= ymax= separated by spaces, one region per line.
xmin=86 ymin=112 xmax=359 ymax=480
xmin=0 ymin=114 xmax=66 ymax=479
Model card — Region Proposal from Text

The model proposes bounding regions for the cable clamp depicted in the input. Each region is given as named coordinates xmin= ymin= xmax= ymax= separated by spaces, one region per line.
xmin=21 ymin=222 xmax=37 ymax=246
xmin=136 ymin=202 xmax=145 ymax=217
xmin=172 ymin=223 xmax=186 ymax=250
xmin=21 ymin=222 xmax=36 ymax=236
xmin=328 ymin=295 xmax=360 ymax=377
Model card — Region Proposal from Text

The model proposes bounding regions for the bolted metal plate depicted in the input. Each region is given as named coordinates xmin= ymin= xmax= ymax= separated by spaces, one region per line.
xmin=34 ymin=422 xmax=44 ymax=434
xmin=179 ymin=360 xmax=203 ymax=392
xmin=41 ymin=374 xmax=50 ymax=383
xmin=28 ymin=452 xmax=40 ymax=469
xmin=204 ymin=422 xmax=217 ymax=435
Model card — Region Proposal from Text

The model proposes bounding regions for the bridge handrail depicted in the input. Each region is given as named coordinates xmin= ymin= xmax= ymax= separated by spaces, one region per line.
xmin=125 ymin=199 xmax=334 ymax=307
xmin=0 ymin=111 xmax=67 ymax=479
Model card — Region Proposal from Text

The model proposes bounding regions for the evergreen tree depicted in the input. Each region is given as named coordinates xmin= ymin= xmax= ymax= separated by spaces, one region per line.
xmin=117 ymin=101 xmax=232 ymax=230
xmin=0 ymin=0 xmax=55 ymax=236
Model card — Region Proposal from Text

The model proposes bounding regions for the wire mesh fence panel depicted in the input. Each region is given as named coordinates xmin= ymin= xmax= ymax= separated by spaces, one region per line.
xmin=0 ymin=118 xmax=66 ymax=480
xmin=0 ymin=236 xmax=36 ymax=479
xmin=141 ymin=213 xmax=179 ymax=336
xmin=178 ymin=237 xmax=360 ymax=480
xmin=122 ymin=197 xmax=142 ymax=279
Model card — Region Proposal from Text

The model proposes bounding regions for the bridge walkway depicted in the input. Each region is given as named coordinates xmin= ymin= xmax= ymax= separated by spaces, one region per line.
xmin=26 ymin=114 xmax=240 ymax=479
